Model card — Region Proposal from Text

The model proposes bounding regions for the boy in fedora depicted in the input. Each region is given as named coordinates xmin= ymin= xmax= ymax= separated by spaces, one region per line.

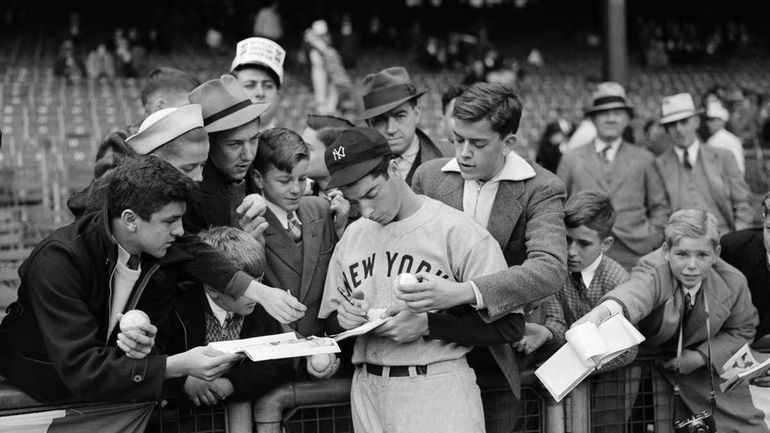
xmin=655 ymin=92 xmax=754 ymax=235
xmin=557 ymin=81 xmax=670 ymax=270
xmin=318 ymin=127 xmax=524 ymax=433
xmin=359 ymin=66 xmax=442 ymax=186
xmin=186 ymin=75 xmax=308 ymax=326
xmin=231 ymin=37 xmax=286 ymax=129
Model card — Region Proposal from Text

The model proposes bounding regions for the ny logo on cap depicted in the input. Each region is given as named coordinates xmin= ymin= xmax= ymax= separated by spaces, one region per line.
xmin=332 ymin=146 xmax=346 ymax=161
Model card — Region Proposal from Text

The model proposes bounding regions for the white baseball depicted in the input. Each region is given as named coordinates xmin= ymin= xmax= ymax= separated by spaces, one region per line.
xmin=397 ymin=273 xmax=418 ymax=289
xmin=120 ymin=310 xmax=151 ymax=332
xmin=309 ymin=353 xmax=334 ymax=372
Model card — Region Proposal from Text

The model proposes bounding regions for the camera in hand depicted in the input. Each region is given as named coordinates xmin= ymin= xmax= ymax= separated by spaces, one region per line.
xmin=674 ymin=410 xmax=716 ymax=433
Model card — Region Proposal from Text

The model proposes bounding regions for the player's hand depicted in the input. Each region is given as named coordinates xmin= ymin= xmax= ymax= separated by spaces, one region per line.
xmin=372 ymin=306 xmax=428 ymax=343
xmin=306 ymin=353 xmax=341 ymax=379
xmin=183 ymin=376 xmax=232 ymax=406
xmin=572 ymin=305 xmax=612 ymax=328
xmin=237 ymin=194 xmax=269 ymax=243
xmin=661 ymin=349 xmax=707 ymax=375
xmin=513 ymin=323 xmax=552 ymax=355
xmin=394 ymin=273 xmax=475 ymax=312
xmin=336 ymin=291 xmax=369 ymax=329
xmin=116 ymin=317 xmax=157 ymax=359
xmin=243 ymin=281 xmax=306 ymax=324
xmin=327 ymin=189 xmax=350 ymax=238
xmin=180 ymin=347 xmax=243 ymax=382
xmin=751 ymin=370 xmax=770 ymax=387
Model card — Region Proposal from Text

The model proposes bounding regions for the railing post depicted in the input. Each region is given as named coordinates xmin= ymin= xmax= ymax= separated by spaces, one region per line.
xmin=226 ymin=401 xmax=253 ymax=433
xmin=569 ymin=381 xmax=590 ymax=433
xmin=545 ymin=398 xmax=565 ymax=433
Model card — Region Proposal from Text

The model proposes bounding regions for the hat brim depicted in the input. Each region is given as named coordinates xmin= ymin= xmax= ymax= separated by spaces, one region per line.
xmin=327 ymin=156 xmax=386 ymax=189
xmin=231 ymin=61 xmax=282 ymax=86
xmin=585 ymin=103 xmax=634 ymax=116
xmin=660 ymin=109 xmax=701 ymax=125
xmin=204 ymin=102 xmax=270 ymax=133
xmin=357 ymin=89 xmax=428 ymax=121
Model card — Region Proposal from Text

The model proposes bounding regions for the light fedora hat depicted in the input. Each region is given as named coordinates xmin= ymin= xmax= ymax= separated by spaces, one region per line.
xmin=660 ymin=93 xmax=701 ymax=125
xmin=189 ymin=75 xmax=270 ymax=133
xmin=125 ymin=104 xmax=204 ymax=155
xmin=230 ymin=37 xmax=286 ymax=86
xmin=358 ymin=67 xmax=427 ymax=120
xmin=705 ymin=101 xmax=729 ymax=122
xmin=585 ymin=81 xmax=633 ymax=115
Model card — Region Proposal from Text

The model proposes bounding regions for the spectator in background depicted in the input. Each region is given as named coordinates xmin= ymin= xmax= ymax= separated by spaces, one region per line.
xmin=536 ymin=122 xmax=569 ymax=173
xmin=253 ymin=1 xmax=282 ymax=42
xmin=301 ymin=114 xmax=354 ymax=197
xmin=231 ymin=37 xmax=286 ymax=129
xmin=558 ymin=82 xmax=670 ymax=270
xmin=439 ymin=85 xmax=467 ymax=153
xmin=54 ymin=39 xmax=86 ymax=81
xmin=305 ymin=20 xmax=353 ymax=116
xmin=720 ymin=192 xmax=770 ymax=350
xmin=655 ymin=93 xmax=754 ymax=235
xmin=86 ymin=42 xmax=116 ymax=79
xmin=706 ymin=101 xmax=745 ymax=174
xmin=639 ymin=118 xmax=671 ymax=157
xmin=359 ymin=67 xmax=442 ymax=186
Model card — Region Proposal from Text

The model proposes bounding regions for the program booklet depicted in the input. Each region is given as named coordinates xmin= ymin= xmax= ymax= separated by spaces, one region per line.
xmin=719 ymin=343 xmax=770 ymax=393
xmin=327 ymin=308 xmax=392 ymax=342
xmin=208 ymin=332 xmax=340 ymax=362
xmin=535 ymin=314 xmax=645 ymax=402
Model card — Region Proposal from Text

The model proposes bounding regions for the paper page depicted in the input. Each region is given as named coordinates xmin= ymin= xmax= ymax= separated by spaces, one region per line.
xmin=243 ymin=336 xmax=341 ymax=362
xmin=329 ymin=308 xmax=393 ymax=342
xmin=720 ymin=343 xmax=755 ymax=378
xmin=721 ymin=350 xmax=770 ymax=393
xmin=565 ymin=322 xmax=607 ymax=364
xmin=594 ymin=314 xmax=646 ymax=368
xmin=208 ymin=332 xmax=297 ymax=354
xmin=535 ymin=343 xmax=595 ymax=402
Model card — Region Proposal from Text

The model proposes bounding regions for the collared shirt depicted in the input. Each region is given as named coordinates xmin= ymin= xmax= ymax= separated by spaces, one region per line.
xmin=266 ymin=200 xmax=299 ymax=230
xmin=107 ymin=241 xmax=142 ymax=339
xmin=603 ymin=277 xmax=702 ymax=317
xmin=442 ymin=152 xmax=536 ymax=309
xmin=593 ymin=137 xmax=622 ymax=163
xmin=205 ymin=292 xmax=234 ymax=326
xmin=579 ymin=253 xmax=603 ymax=288
xmin=396 ymin=135 xmax=420 ymax=181
xmin=672 ymin=140 xmax=700 ymax=167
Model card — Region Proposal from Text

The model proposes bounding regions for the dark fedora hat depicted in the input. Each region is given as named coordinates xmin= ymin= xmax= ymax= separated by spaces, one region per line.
xmin=358 ymin=67 xmax=427 ymax=121
xmin=585 ymin=81 xmax=633 ymax=116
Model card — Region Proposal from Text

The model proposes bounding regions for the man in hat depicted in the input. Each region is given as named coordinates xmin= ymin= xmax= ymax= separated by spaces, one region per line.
xmin=655 ymin=93 xmax=754 ymax=235
xmin=318 ymin=127 xmax=524 ymax=433
xmin=557 ymin=82 xmax=670 ymax=270
xmin=705 ymin=101 xmax=745 ymax=174
xmin=231 ymin=37 xmax=286 ymax=129
xmin=359 ymin=66 xmax=443 ymax=186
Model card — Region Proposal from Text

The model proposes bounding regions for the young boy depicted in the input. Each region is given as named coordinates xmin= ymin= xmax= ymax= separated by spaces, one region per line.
xmin=319 ymin=127 xmax=524 ymax=433
xmin=577 ymin=209 xmax=763 ymax=431
xmin=251 ymin=127 xmax=348 ymax=341
xmin=169 ymin=226 xmax=292 ymax=406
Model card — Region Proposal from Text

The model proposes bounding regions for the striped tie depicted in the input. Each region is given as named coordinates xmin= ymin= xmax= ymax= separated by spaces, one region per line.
xmin=287 ymin=212 xmax=302 ymax=243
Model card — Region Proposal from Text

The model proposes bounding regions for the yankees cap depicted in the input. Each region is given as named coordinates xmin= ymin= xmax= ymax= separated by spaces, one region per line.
xmin=325 ymin=127 xmax=392 ymax=188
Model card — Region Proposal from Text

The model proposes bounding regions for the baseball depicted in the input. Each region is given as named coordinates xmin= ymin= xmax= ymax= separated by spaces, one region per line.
xmin=309 ymin=353 xmax=334 ymax=372
xmin=119 ymin=310 xmax=151 ymax=332
xmin=397 ymin=273 xmax=418 ymax=289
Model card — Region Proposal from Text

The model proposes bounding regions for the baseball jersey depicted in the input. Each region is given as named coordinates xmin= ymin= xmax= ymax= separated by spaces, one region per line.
xmin=319 ymin=196 xmax=508 ymax=366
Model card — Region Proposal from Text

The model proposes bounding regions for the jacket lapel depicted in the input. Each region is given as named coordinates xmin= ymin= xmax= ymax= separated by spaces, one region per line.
xmin=264 ymin=210 xmax=303 ymax=275
xmin=298 ymin=208 xmax=325 ymax=303
xmin=607 ymin=143 xmax=636 ymax=194
xmin=657 ymin=149 xmax=681 ymax=210
xmin=487 ymin=181 xmax=525 ymax=247
xmin=579 ymin=144 xmax=612 ymax=193
xmin=699 ymin=147 xmax=733 ymax=228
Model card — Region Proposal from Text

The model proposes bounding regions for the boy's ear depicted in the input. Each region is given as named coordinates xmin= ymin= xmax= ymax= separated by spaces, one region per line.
xmin=600 ymin=236 xmax=614 ymax=253
xmin=252 ymin=169 xmax=264 ymax=190
xmin=120 ymin=209 xmax=139 ymax=233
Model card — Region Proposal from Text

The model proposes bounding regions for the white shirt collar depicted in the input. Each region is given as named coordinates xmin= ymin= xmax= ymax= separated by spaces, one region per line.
xmin=441 ymin=151 xmax=536 ymax=182
xmin=115 ymin=239 xmax=140 ymax=271
xmin=579 ymin=253 xmax=603 ymax=287
xmin=594 ymin=137 xmax=622 ymax=162
xmin=205 ymin=293 xmax=232 ymax=326
xmin=680 ymin=281 xmax=702 ymax=306
xmin=673 ymin=140 xmax=700 ymax=166
xmin=266 ymin=200 xmax=298 ymax=230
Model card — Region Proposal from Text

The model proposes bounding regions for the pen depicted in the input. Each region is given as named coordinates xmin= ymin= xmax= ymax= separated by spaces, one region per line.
xmin=336 ymin=286 xmax=354 ymax=305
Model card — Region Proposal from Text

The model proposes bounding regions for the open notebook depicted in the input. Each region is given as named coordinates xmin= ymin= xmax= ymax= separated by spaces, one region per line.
xmin=535 ymin=314 xmax=645 ymax=402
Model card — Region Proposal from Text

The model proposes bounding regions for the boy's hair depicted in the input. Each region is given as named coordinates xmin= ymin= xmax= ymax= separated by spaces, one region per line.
xmin=306 ymin=114 xmax=354 ymax=130
xmin=762 ymin=191 xmax=770 ymax=218
xmin=140 ymin=67 xmax=200 ymax=107
xmin=107 ymin=155 xmax=194 ymax=221
xmin=198 ymin=226 xmax=265 ymax=278
xmin=366 ymin=154 xmax=397 ymax=180
xmin=564 ymin=191 xmax=616 ymax=239
xmin=252 ymin=127 xmax=310 ymax=174
xmin=453 ymin=82 xmax=523 ymax=137
xmin=315 ymin=127 xmax=351 ymax=149
xmin=441 ymin=85 xmax=467 ymax=115
xmin=152 ymin=127 xmax=208 ymax=159
xmin=664 ymin=209 xmax=721 ymax=250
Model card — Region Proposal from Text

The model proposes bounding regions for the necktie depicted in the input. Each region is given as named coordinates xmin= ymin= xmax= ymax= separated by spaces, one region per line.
xmin=683 ymin=292 xmax=694 ymax=323
xmin=126 ymin=255 xmax=140 ymax=270
xmin=287 ymin=212 xmax=302 ymax=243
xmin=682 ymin=148 xmax=693 ymax=170
xmin=571 ymin=272 xmax=587 ymax=292
xmin=598 ymin=145 xmax=611 ymax=163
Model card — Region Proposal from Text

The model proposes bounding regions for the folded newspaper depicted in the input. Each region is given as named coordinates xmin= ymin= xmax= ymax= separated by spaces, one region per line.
xmin=720 ymin=343 xmax=770 ymax=392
